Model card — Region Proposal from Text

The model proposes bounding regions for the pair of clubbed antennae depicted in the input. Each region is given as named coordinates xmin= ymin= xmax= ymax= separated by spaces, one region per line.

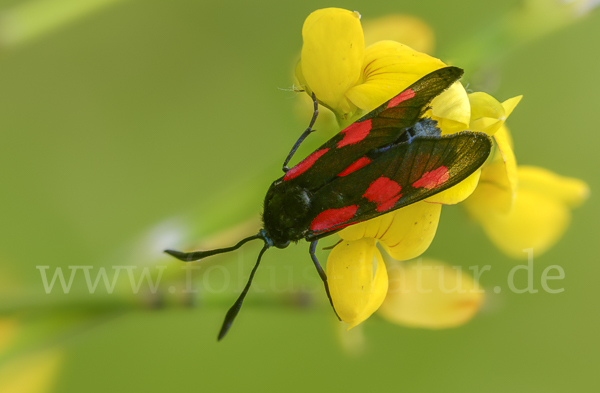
xmin=164 ymin=230 xmax=270 ymax=340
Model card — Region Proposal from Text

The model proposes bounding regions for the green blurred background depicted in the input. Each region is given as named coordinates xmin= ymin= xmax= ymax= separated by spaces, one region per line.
xmin=0 ymin=0 xmax=598 ymax=392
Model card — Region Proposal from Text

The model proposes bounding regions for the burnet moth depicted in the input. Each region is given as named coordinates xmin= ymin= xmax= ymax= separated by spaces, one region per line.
xmin=165 ymin=66 xmax=492 ymax=340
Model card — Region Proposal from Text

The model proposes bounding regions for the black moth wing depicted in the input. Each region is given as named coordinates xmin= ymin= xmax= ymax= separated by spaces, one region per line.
xmin=281 ymin=66 xmax=464 ymax=191
xmin=303 ymin=131 xmax=492 ymax=241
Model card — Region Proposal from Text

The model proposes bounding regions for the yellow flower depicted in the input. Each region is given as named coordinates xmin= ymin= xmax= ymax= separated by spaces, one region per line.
xmin=293 ymin=11 xmax=436 ymax=133
xmin=0 ymin=349 xmax=64 ymax=393
xmin=297 ymin=8 xmax=514 ymax=327
xmin=378 ymin=259 xmax=484 ymax=329
xmin=326 ymin=238 xmax=388 ymax=329
xmin=460 ymin=95 xmax=589 ymax=258
xmin=455 ymin=91 xmax=589 ymax=260
xmin=297 ymin=8 xmax=447 ymax=125
xmin=464 ymin=162 xmax=589 ymax=259
xmin=296 ymin=8 xmax=587 ymax=327
xmin=327 ymin=203 xmax=440 ymax=327
xmin=328 ymin=93 xmax=520 ymax=326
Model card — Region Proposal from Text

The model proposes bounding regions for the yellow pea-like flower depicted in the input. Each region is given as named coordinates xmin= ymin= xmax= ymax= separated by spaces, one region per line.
xmin=378 ymin=259 xmax=484 ymax=329
xmin=296 ymin=7 xmax=587 ymax=329
xmin=326 ymin=238 xmax=388 ymax=329
xmin=465 ymin=165 xmax=590 ymax=258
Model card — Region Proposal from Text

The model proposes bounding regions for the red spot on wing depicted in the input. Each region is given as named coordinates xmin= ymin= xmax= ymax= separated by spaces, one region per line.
xmin=412 ymin=166 xmax=450 ymax=189
xmin=337 ymin=119 xmax=372 ymax=148
xmin=310 ymin=205 xmax=358 ymax=232
xmin=338 ymin=157 xmax=371 ymax=177
xmin=284 ymin=148 xmax=329 ymax=181
xmin=364 ymin=177 xmax=402 ymax=204
xmin=387 ymin=89 xmax=415 ymax=109
xmin=324 ymin=222 xmax=354 ymax=232
xmin=376 ymin=195 xmax=402 ymax=212
xmin=363 ymin=177 xmax=403 ymax=212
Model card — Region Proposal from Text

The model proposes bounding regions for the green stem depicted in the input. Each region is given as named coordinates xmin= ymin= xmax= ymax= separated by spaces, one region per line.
xmin=0 ymin=289 xmax=316 ymax=316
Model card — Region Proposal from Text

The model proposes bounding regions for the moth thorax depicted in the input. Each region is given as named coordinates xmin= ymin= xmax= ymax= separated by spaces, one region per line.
xmin=411 ymin=118 xmax=441 ymax=138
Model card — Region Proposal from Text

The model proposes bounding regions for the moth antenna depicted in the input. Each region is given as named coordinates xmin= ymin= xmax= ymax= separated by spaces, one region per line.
xmin=282 ymin=92 xmax=318 ymax=172
xmin=164 ymin=231 xmax=266 ymax=262
xmin=218 ymin=242 xmax=270 ymax=341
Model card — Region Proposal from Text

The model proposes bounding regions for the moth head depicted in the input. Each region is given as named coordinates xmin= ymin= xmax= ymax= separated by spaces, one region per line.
xmin=262 ymin=182 xmax=312 ymax=246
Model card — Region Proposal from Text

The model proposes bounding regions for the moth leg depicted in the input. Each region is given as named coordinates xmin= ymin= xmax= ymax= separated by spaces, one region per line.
xmin=282 ymin=93 xmax=319 ymax=172
xmin=309 ymin=240 xmax=341 ymax=320
xmin=321 ymin=239 xmax=343 ymax=251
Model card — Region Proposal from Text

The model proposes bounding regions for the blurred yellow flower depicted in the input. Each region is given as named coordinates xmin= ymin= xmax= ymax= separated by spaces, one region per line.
xmin=465 ymin=164 xmax=589 ymax=259
xmin=378 ymin=259 xmax=484 ymax=328
xmin=462 ymin=101 xmax=589 ymax=259
xmin=362 ymin=14 xmax=435 ymax=54
xmin=0 ymin=349 xmax=64 ymax=393
xmin=0 ymin=318 xmax=19 ymax=354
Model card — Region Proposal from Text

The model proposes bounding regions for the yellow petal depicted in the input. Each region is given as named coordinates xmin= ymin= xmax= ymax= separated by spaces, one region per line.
xmin=465 ymin=166 xmax=588 ymax=259
xmin=425 ymin=169 xmax=481 ymax=205
xmin=378 ymin=259 xmax=484 ymax=328
xmin=468 ymin=92 xmax=505 ymax=136
xmin=430 ymin=81 xmax=471 ymax=134
xmin=465 ymin=124 xmax=518 ymax=214
xmin=338 ymin=202 xmax=441 ymax=260
xmin=345 ymin=40 xmax=446 ymax=112
xmin=518 ymin=166 xmax=590 ymax=208
xmin=338 ymin=201 xmax=441 ymax=261
xmin=499 ymin=121 xmax=515 ymax=150
xmin=502 ymin=95 xmax=522 ymax=118
xmin=468 ymin=94 xmax=522 ymax=136
xmin=470 ymin=92 xmax=505 ymax=120
xmin=326 ymin=238 xmax=388 ymax=329
xmin=493 ymin=125 xmax=518 ymax=205
xmin=378 ymin=202 xmax=441 ymax=260
xmin=466 ymin=160 xmax=513 ymax=214
xmin=300 ymin=8 xmax=364 ymax=116
xmin=470 ymin=188 xmax=570 ymax=259
xmin=362 ymin=14 xmax=435 ymax=53
xmin=337 ymin=210 xmax=395 ymax=241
